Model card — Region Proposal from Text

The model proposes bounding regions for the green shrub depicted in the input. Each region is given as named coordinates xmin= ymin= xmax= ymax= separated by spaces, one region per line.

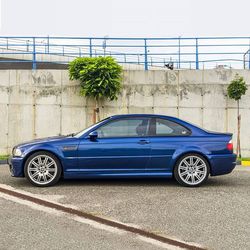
xmin=69 ymin=56 xmax=123 ymax=122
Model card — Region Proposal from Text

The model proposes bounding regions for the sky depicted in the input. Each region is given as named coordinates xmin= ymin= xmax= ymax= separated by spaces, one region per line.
xmin=1 ymin=0 xmax=250 ymax=38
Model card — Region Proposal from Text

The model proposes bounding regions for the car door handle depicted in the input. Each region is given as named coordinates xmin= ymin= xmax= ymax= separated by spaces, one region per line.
xmin=138 ymin=139 xmax=150 ymax=145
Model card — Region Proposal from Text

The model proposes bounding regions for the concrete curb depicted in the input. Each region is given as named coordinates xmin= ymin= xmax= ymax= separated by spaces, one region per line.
xmin=241 ymin=160 xmax=250 ymax=167
xmin=237 ymin=159 xmax=250 ymax=166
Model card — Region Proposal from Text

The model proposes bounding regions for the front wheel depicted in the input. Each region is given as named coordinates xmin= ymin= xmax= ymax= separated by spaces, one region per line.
xmin=24 ymin=151 xmax=62 ymax=187
xmin=174 ymin=154 xmax=209 ymax=187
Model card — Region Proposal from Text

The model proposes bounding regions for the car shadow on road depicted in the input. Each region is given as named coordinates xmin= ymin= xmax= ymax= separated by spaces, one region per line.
xmin=3 ymin=169 xmax=243 ymax=189
xmin=54 ymin=175 xmax=238 ymax=188
xmin=58 ymin=177 xmax=177 ymax=187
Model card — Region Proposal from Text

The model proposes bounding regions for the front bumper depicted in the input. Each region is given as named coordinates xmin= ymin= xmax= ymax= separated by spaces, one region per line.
xmin=208 ymin=153 xmax=237 ymax=176
xmin=8 ymin=156 xmax=25 ymax=177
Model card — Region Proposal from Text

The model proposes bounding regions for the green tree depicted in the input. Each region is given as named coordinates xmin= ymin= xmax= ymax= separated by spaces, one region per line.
xmin=69 ymin=56 xmax=122 ymax=123
xmin=227 ymin=74 xmax=248 ymax=157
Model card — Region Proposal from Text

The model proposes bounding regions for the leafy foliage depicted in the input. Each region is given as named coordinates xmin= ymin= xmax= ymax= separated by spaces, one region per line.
xmin=69 ymin=56 xmax=122 ymax=101
xmin=227 ymin=74 xmax=248 ymax=158
xmin=69 ymin=57 xmax=93 ymax=80
xmin=227 ymin=74 xmax=248 ymax=101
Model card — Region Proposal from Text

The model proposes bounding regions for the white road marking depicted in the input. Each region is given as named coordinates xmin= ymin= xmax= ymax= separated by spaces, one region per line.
xmin=73 ymin=216 xmax=124 ymax=235
xmin=0 ymin=183 xmax=203 ymax=250
xmin=0 ymin=183 xmax=78 ymax=209
xmin=0 ymin=192 xmax=64 ymax=217
xmin=0 ymin=191 xmax=175 ymax=249
xmin=137 ymin=236 xmax=182 ymax=250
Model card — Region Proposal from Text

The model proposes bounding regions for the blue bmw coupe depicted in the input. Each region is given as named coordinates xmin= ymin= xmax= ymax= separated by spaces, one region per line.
xmin=9 ymin=114 xmax=237 ymax=187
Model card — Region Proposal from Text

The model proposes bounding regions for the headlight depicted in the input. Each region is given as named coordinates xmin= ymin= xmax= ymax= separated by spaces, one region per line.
xmin=13 ymin=148 xmax=23 ymax=157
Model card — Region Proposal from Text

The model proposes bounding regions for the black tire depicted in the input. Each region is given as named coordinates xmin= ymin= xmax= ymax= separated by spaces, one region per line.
xmin=174 ymin=153 xmax=210 ymax=187
xmin=24 ymin=151 xmax=62 ymax=187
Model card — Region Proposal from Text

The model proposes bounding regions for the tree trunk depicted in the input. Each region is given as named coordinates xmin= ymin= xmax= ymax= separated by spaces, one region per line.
xmin=92 ymin=98 xmax=100 ymax=124
xmin=236 ymin=100 xmax=241 ymax=158
xmin=96 ymin=98 xmax=100 ymax=122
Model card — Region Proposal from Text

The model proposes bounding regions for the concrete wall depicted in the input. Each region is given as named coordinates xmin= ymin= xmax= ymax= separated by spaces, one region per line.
xmin=0 ymin=69 xmax=250 ymax=155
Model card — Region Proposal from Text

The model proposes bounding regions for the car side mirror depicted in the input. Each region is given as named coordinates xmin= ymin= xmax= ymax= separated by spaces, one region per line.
xmin=88 ymin=131 xmax=98 ymax=140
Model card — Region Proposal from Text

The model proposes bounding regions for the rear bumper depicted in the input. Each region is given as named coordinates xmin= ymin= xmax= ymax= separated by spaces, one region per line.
xmin=208 ymin=153 xmax=237 ymax=176
xmin=8 ymin=156 xmax=24 ymax=177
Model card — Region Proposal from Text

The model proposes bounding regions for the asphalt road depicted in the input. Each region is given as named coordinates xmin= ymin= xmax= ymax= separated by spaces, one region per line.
xmin=0 ymin=165 xmax=249 ymax=250
xmin=0 ymin=198 xmax=165 ymax=250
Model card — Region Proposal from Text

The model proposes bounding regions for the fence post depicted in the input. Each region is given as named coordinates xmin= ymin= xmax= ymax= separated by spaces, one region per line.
xmin=32 ymin=37 xmax=37 ymax=70
xmin=178 ymin=37 xmax=181 ymax=69
xmin=195 ymin=38 xmax=199 ymax=70
xmin=26 ymin=40 xmax=30 ymax=52
xmin=144 ymin=39 xmax=148 ymax=70
xmin=102 ymin=37 xmax=107 ymax=56
xmin=248 ymin=50 xmax=250 ymax=70
xmin=47 ymin=36 xmax=50 ymax=54
xmin=124 ymin=54 xmax=127 ymax=63
xmin=89 ymin=38 xmax=93 ymax=57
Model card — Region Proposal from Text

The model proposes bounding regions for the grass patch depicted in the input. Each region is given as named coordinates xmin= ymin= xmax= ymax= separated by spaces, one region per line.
xmin=237 ymin=157 xmax=250 ymax=161
xmin=0 ymin=155 xmax=9 ymax=160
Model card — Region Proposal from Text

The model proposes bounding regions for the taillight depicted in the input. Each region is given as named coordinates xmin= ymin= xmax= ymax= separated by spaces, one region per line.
xmin=227 ymin=140 xmax=233 ymax=152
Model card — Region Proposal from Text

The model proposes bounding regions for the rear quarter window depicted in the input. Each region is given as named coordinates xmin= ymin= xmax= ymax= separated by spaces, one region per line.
xmin=149 ymin=118 xmax=191 ymax=136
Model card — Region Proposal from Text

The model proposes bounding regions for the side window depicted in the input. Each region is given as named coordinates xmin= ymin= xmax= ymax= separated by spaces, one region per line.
xmin=96 ymin=118 xmax=149 ymax=138
xmin=149 ymin=118 xmax=191 ymax=136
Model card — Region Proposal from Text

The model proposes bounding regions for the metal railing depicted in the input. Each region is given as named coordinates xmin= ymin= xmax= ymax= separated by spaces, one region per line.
xmin=0 ymin=36 xmax=250 ymax=70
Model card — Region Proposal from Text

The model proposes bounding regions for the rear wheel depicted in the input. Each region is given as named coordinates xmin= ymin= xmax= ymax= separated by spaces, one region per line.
xmin=174 ymin=153 xmax=209 ymax=187
xmin=24 ymin=151 xmax=62 ymax=187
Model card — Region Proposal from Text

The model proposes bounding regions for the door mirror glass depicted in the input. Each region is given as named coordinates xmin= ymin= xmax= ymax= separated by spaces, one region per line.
xmin=88 ymin=131 xmax=98 ymax=140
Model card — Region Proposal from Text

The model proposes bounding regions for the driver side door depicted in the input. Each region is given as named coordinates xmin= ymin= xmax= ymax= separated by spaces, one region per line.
xmin=77 ymin=117 xmax=151 ymax=174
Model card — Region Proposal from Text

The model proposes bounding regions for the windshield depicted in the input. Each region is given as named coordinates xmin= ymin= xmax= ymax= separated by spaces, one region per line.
xmin=73 ymin=117 xmax=110 ymax=138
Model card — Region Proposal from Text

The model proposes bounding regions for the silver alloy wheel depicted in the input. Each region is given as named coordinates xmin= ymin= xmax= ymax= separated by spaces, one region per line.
xmin=178 ymin=155 xmax=207 ymax=185
xmin=27 ymin=155 xmax=58 ymax=185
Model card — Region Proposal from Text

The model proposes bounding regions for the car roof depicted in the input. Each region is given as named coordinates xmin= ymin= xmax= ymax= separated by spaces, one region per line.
xmin=109 ymin=114 xmax=176 ymax=119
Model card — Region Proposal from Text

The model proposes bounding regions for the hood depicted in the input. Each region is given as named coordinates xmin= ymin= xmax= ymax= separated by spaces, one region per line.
xmin=15 ymin=135 xmax=71 ymax=149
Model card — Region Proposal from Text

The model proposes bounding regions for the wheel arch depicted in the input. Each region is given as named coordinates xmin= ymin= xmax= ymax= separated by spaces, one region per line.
xmin=22 ymin=149 xmax=64 ymax=177
xmin=172 ymin=150 xmax=211 ymax=174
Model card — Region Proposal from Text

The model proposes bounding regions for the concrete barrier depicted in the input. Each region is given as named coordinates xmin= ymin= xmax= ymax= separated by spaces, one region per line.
xmin=0 ymin=68 xmax=250 ymax=155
